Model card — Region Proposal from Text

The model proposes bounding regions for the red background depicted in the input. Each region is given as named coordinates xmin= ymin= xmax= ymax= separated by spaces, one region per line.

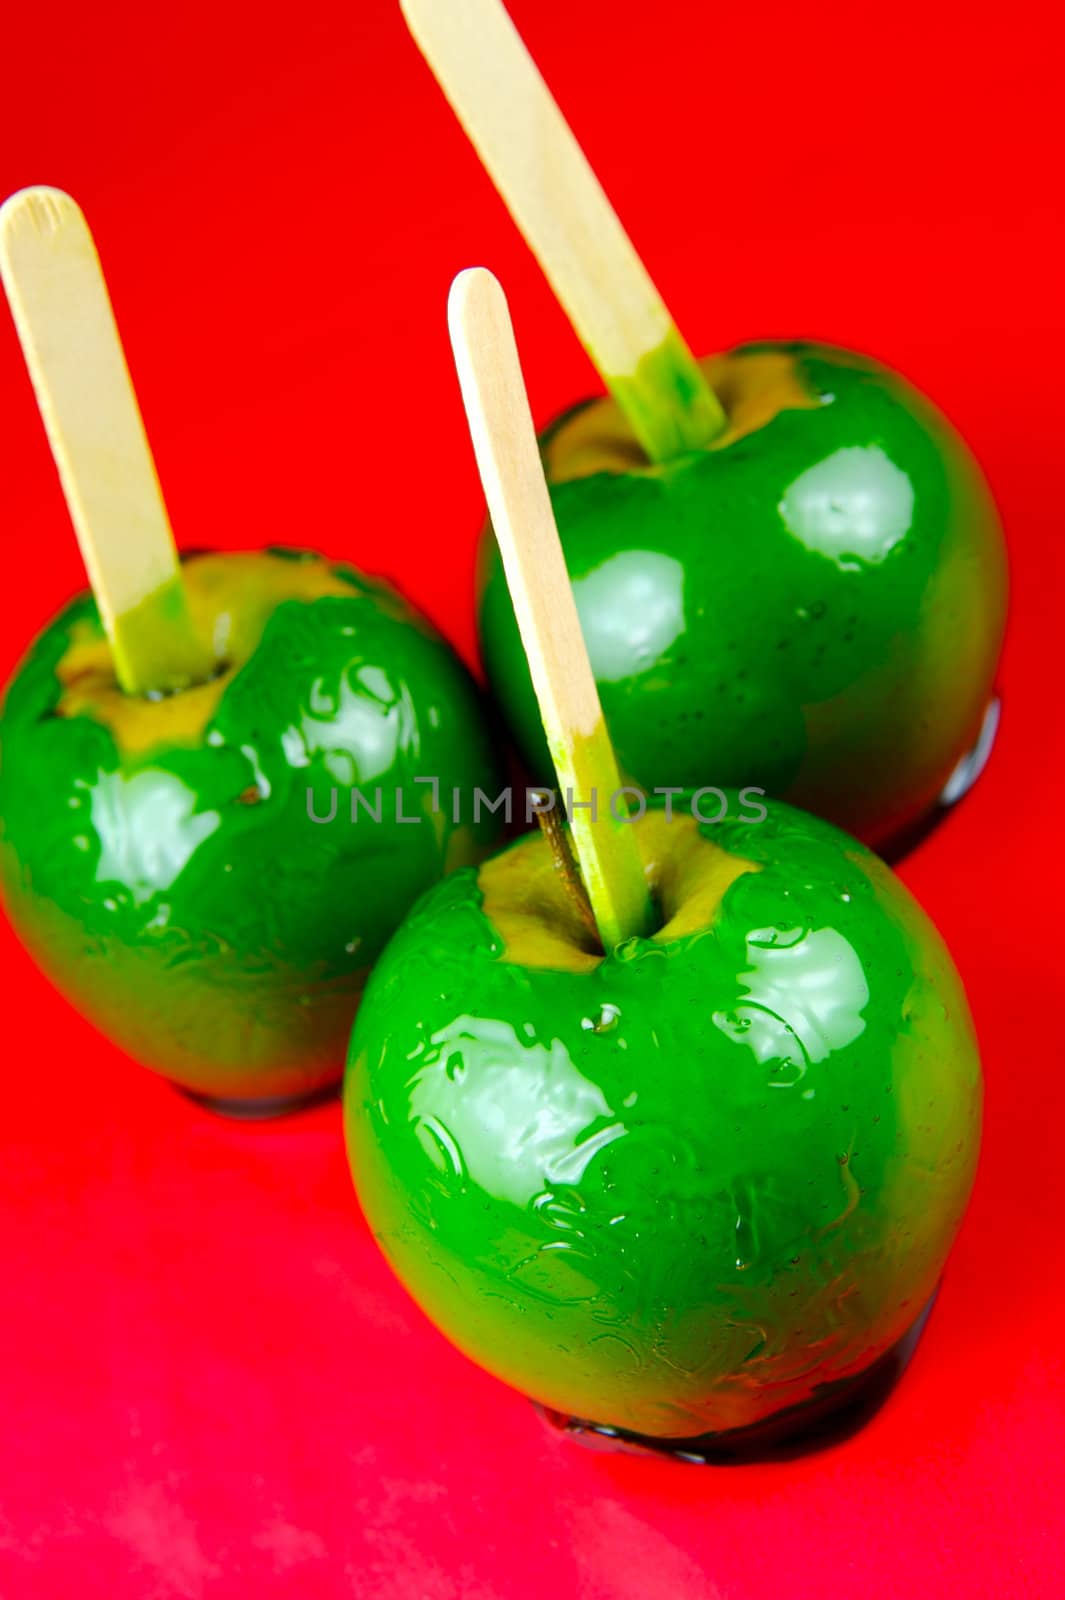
xmin=1 ymin=1 xmax=1063 ymax=1594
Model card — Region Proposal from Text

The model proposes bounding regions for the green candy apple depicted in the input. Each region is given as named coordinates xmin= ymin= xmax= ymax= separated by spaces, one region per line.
xmin=0 ymin=548 xmax=503 ymax=1110
xmin=478 ymin=344 xmax=1008 ymax=848
xmin=345 ymin=797 xmax=981 ymax=1445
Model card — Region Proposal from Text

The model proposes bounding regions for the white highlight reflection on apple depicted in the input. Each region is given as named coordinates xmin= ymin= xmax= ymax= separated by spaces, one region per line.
xmin=573 ymin=551 xmax=685 ymax=683
xmin=90 ymin=769 xmax=221 ymax=905
xmin=713 ymin=925 xmax=870 ymax=1087
xmin=778 ymin=445 xmax=915 ymax=568
xmin=286 ymin=665 xmax=414 ymax=787
xmin=411 ymin=1015 xmax=624 ymax=1203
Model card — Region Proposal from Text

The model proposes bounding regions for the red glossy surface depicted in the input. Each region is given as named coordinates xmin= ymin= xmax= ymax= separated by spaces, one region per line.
xmin=1 ymin=0 xmax=1063 ymax=1593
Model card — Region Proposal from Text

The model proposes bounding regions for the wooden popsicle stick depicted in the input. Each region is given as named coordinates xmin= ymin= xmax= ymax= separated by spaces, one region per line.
xmin=402 ymin=0 xmax=727 ymax=464
xmin=0 ymin=187 xmax=214 ymax=695
xmin=449 ymin=267 xmax=653 ymax=948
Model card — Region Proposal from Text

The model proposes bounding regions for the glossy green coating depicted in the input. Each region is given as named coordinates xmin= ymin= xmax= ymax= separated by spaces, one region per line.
xmin=0 ymin=549 xmax=504 ymax=1104
xmin=478 ymin=342 xmax=1008 ymax=846
xmin=345 ymin=798 xmax=981 ymax=1440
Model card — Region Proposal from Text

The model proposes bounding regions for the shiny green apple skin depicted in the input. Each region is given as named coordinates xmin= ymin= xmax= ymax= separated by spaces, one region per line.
xmin=478 ymin=342 xmax=1008 ymax=848
xmin=345 ymin=798 xmax=981 ymax=1441
xmin=0 ymin=549 xmax=504 ymax=1106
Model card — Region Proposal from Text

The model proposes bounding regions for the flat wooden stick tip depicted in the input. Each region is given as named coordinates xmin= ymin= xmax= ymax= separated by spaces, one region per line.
xmin=448 ymin=265 xmax=502 ymax=325
xmin=0 ymin=186 xmax=82 ymax=244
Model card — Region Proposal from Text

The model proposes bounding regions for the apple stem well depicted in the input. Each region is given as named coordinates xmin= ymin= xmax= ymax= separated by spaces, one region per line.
xmin=448 ymin=267 xmax=654 ymax=950
xmin=529 ymin=787 xmax=602 ymax=951
xmin=0 ymin=187 xmax=215 ymax=697
xmin=401 ymin=0 xmax=726 ymax=463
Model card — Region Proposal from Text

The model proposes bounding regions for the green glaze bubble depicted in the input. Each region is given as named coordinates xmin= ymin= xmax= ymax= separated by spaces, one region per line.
xmin=345 ymin=798 xmax=981 ymax=1440
xmin=478 ymin=342 xmax=1008 ymax=846
xmin=0 ymin=549 xmax=505 ymax=1104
